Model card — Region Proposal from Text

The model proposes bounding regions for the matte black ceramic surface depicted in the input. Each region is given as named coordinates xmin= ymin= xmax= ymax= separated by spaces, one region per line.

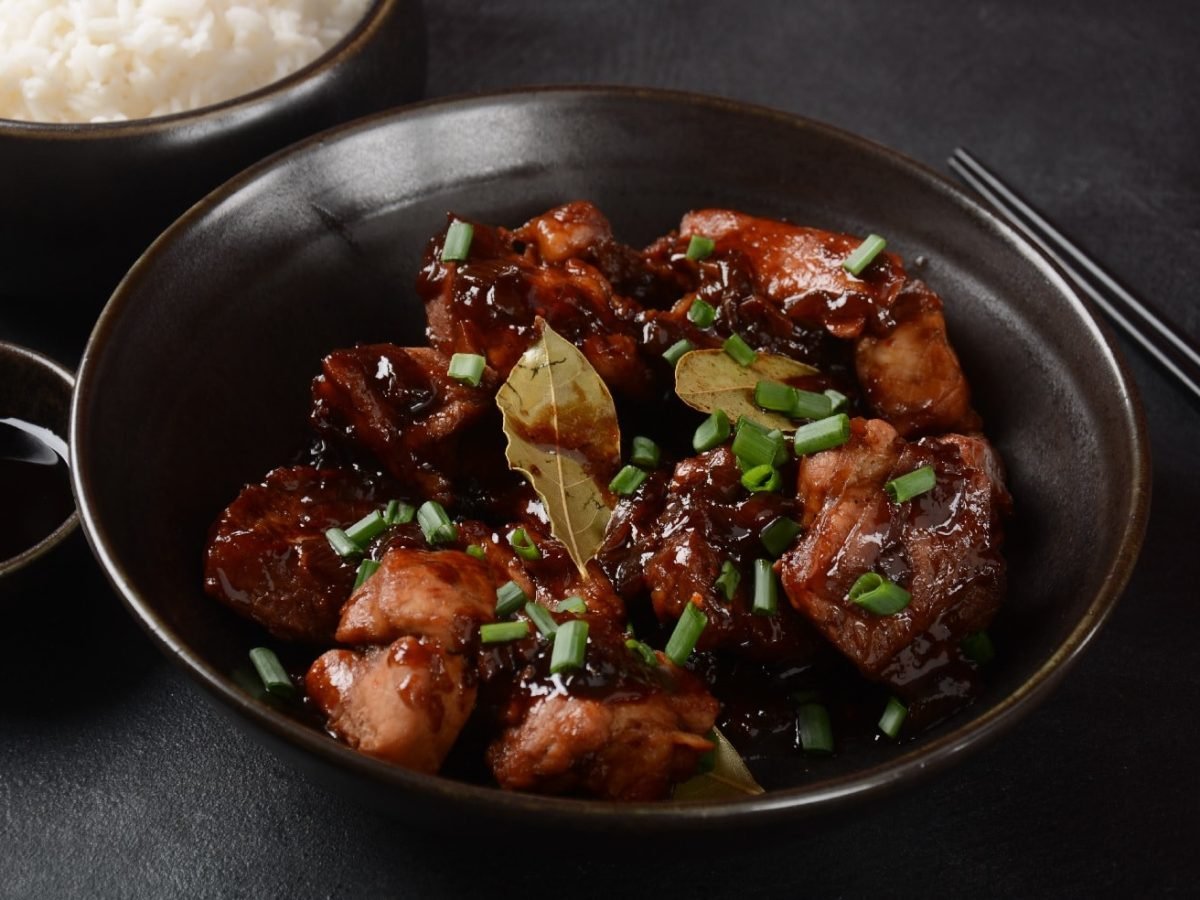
xmin=71 ymin=88 xmax=1149 ymax=832
xmin=0 ymin=0 xmax=426 ymax=302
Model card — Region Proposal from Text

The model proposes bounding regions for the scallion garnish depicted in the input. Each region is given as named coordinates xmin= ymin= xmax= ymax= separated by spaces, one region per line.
xmin=525 ymin=602 xmax=559 ymax=638
xmin=249 ymin=647 xmax=294 ymax=698
xmin=793 ymin=413 xmax=851 ymax=456
xmin=824 ymin=389 xmax=849 ymax=413
xmin=760 ymin=516 xmax=801 ymax=558
xmin=714 ymin=560 xmax=740 ymax=601
xmin=630 ymin=435 xmax=661 ymax=469
xmin=885 ymin=465 xmax=936 ymax=503
xmin=687 ymin=297 xmax=716 ymax=327
xmin=847 ymin=572 xmax=912 ymax=616
xmin=506 ymin=526 xmax=541 ymax=561
xmin=685 ymin=234 xmax=716 ymax=261
xmin=495 ymin=580 xmax=528 ymax=618
xmin=752 ymin=559 xmax=778 ymax=616
xmin=797 ymin=702 xmax=834 ymax=754
xmin=416 ymin=500 xmax=457 ymax=545
xmin=842 ymin=233 xmax=887 ymax=276
xmin=345 ymin=510 xmax=387 ymax=547
xmin=325 ymin=527 xmax=360 ymax=559
xmin=446 ymin=352 xmax=486 ymax=387
xmin=555 ymin=596 xmax=587 ymax=615
xmin=737 ymin=417 xmax=788 ymax=466
xmin=465 ymin=543 xmax=487 ymax=560
xmin=441 ymin=219 xmax=474 ymax=262
xmin=789 ymin=389 xmax=834 ymax=421
xmin=722 ymin=333 xmax=757 ymax=367
xmin=754 ymin=379 xmax=797 ymax=413
xmin=382 ymin=499 xmax=415 ymax=526
xmin=625 ymin=638 xmax=658 ymax=666
xmin=740 ymin=464 xmax=781 ymax=493
xmin=609 ymin=464 xmax=648 ymax=496
xmin=878 ymin=696 xmax=908 ymax=739
xmin=352 ymin=558 xmax=380 ymax=591
xmin=665 ymin=600 xmax=708 ymax=665
xmin=961 ymin=630 xmax=996 ymax=665
xmin=662 ymin=338 xmax=694 ymax=367
xmin=692 ymin=409 xmax=731 ymax=452
xmin=480 ymin=621 xmax=530 ymax=644
xmin=731 ymin=422 xmax=782 ymax=469
xmin=550 ymin=619 xmax=589 ymax=674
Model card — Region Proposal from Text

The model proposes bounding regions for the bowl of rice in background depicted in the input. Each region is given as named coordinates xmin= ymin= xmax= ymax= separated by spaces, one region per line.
xmin=0 ymin=0 xmax=426 ymax=305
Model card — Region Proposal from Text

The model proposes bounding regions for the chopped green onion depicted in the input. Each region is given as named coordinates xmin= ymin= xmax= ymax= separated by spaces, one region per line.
xmin=723 ymin=333 xmax=757 ymax=367
xmin=325 ymin=527 xmax=360 ymax=559
xmin=665 ymin=601 xmax=708 ymax=666
xmin=741 ymin=464 xmax=781 ymax=493
xmin=714 ymin=560 xmax=740 ymax=602
xmin=692 ymin=409 xmax=731 ymax=452
xmin=446 ymin=352 xmax=486 ymax=387
xmin=249 ymin=647 xmax=295 ymax=698
xmin=382 ymin=499 xmax=415 ymax=525
xmin=345 ymin=510 xmax=387 ymax=547
xmin=555 ymin=596 xmax=587 ymax=615
xmin=961 ymin=630 xmax=996 ymax=665
xmin=754 ymin=380 xmax=798 ymax=413
xmin=685 ymin=234 xmax=716 ymax=261
xmin=506 ymin=527 xmax=541 ymax=561
xmin=465 ymin=543 xmax=487 ymax=560
xmin=687 ymin=297 xmax=716 ymax=327
xmin=885 ymin=465 xmax=937 ymax=503
xmin=609 ymin=464 xmax=648 ymax=496
xmin=878 ymin=696 xmax=908 ymax=739
xmin=793 ymin=414 xmax=851 ymax=456
xmin=416 ymin=500 xmax=457 ymax=545
xmin=842 ymin=233 xmax=887 ymax=276
xmin=752 ymin=559 xmax=779 ymax=616
xmin=625 ymin=638 xmax=658 ymax=666
xmin=760 ymin=516 xmax=802 ymax=558
xmin=797 ymin=703 xmax=834 ymax=754
xmin=824 ymin=389 xmax=849 ymax=413
xmin=480 ymin=621 xmax=530 ymax=644
xmin=352 ymin=559 xmax=380 ymax=591
xmin=441 ymin=219 xmax=474 ymax=262
xmin=662 ymin=338 xmax=694 ymax=367
xmin=848 ymin=572 xmax=912 ymax=616
xmin=695 ymin=729 xmax=718 ymax=774
xmin=738 ymin=417 xmax=788 ymax=466
xmin=550 ymin=619 xmax=589 ymax=674
xmin=494 ymin=580 xmax=528 ymax=618
xmin=731 ymin=423 xmax=782 ymax=469
xmin=630 ymin=435 xmax=661 ymax=469
xmin=789 ymin=389 xmax=834 ymax=421
xmin=525 ymin=602 xmax=559 ymax=638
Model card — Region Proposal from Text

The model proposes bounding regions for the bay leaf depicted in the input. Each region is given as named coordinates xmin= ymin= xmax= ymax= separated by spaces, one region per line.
xmin=495 ymin=319 xmax=620 ymax=577
xmin=672 ymin=727 xmax=765 ymax=801
xmin=674 ymin=349 xmax=819 ymax=432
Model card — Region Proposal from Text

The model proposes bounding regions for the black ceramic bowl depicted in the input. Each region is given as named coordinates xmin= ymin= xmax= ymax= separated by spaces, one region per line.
xmin=71 ymin=88 xmax=1149 ymax=833
xmin=0 ymin=0 xmax=425 ymax=302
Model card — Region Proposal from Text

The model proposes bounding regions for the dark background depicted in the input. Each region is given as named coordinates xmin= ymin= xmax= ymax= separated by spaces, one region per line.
xmin=2 ymin=1 xmax=1197 ymax=896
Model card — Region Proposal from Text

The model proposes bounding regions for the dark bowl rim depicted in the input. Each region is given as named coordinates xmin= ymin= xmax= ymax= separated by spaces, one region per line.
xmin=0 ymin=340 xmax=79 ymax=576
xmin=71 ymin=85 xmax=1151 ymax=828
xmin=0 ymin=0 xmax=398 ymax=134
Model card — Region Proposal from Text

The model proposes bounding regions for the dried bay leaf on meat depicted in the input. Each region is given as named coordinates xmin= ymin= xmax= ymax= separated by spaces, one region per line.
xmin=496 ymin=319 xmax=621 ymax=577
xmin=671 ymin=727 xmax=765 ymax=801
xmin=674 ymin=349 xmax=819 ymax=432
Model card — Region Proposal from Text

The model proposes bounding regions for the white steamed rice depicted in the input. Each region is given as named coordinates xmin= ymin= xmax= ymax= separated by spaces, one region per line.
xmin=0 ymin=0 xmax=373 ymax=124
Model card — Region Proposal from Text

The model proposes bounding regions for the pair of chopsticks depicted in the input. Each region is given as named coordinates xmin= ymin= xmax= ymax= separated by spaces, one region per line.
xmin=948 ymin=148 xmax=1200 ymax=405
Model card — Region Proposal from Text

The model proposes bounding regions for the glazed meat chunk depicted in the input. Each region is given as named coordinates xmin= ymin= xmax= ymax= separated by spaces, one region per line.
xmin=306 ymin=546 xmax=498 ymax=772
xmin=203 ymin=466 xmax=385 ymax=643
xmin=416 ymin=212 xmax=657 ymax=397
xmin=481 ymin=615 xmax=718 ymax=801
xmin=779 ymin=418 xmax=1010 ymax=683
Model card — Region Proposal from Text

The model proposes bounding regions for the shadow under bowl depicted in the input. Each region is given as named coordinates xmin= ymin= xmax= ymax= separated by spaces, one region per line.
xmin=71 ymin=87 xmax=1150 ymax=833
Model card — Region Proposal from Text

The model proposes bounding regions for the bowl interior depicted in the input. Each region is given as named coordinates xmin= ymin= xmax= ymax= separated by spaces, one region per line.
xmin=73 ymin=89 xmax=1147 ymax=827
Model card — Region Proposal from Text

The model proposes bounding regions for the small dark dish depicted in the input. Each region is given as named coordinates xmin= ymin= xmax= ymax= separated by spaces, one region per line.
xmin=0 ymin=342 xmax=77 ymax=599
xmin=71 ymin=88 xmax=1149 ymax=832
xmin=0 ymin=0 xmax=426 ymax=302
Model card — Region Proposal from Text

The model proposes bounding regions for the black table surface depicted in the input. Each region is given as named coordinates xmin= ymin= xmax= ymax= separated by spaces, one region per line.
xmin=3 ymin=1 xmax=1197 ymax=896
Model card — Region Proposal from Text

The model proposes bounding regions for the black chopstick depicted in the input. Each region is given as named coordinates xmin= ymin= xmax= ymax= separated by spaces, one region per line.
xmin=948 ymin=147 xmax=1200 ymax=405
